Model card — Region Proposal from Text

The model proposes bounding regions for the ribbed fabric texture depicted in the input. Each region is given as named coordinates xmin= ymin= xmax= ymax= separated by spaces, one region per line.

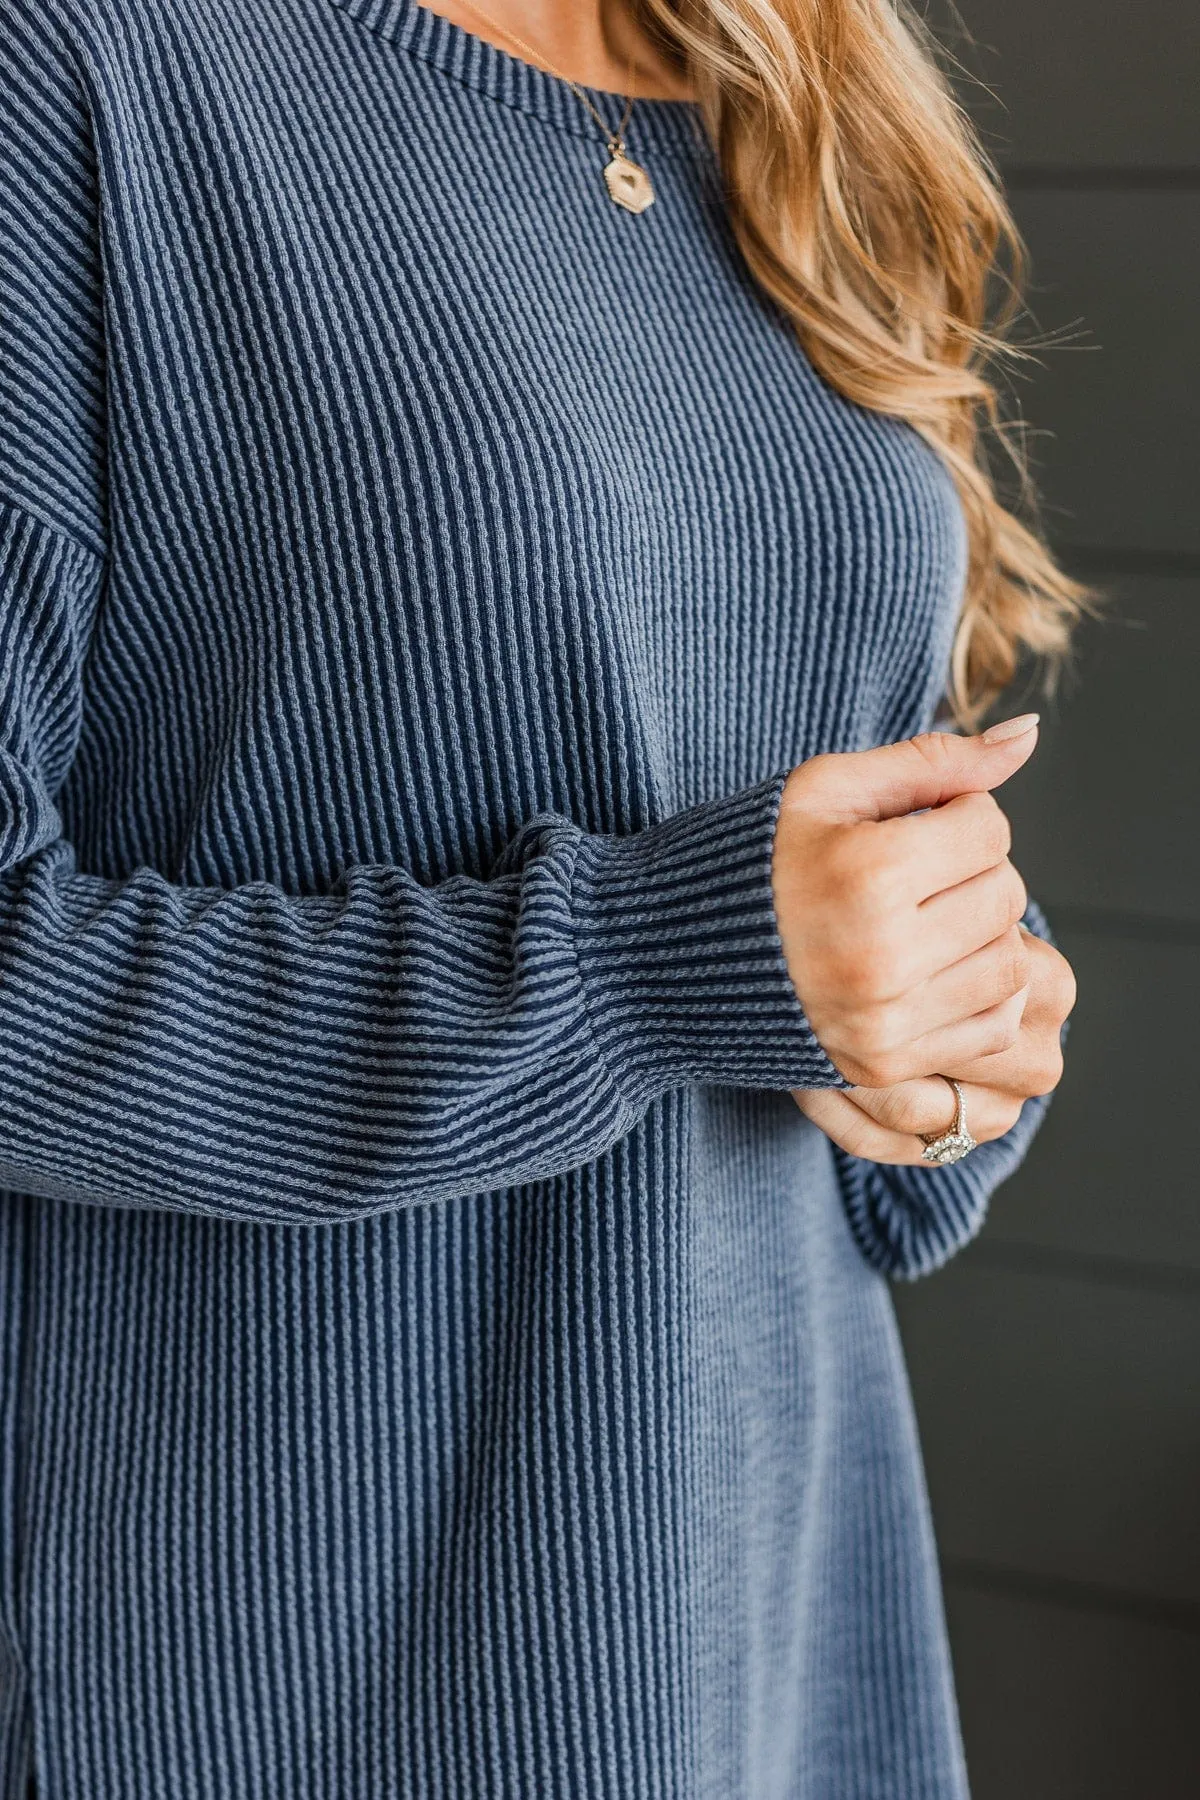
xmin=0 ymin=2 xmax=1060 ymax=1794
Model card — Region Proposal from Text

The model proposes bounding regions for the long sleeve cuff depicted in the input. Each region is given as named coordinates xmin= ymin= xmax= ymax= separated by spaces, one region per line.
xmin=569 ymin=769 xmax=850 ymax=1107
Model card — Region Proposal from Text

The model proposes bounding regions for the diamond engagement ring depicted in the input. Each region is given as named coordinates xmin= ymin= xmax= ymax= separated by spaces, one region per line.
xmin=918 ymin=1076 xmax=978 ymax=1165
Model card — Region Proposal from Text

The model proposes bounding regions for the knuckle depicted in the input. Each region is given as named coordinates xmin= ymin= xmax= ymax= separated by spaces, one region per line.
xmin=1030 ymin=941 xmax=1077 ymax=1020
xmin=1030 ymin=1046 xmax=1065 ymax=1096
xmin=992 ymin=1099 xmax=1025 ymax=1138
xmin=982 ymin=1007 xmax=1023 ymax=1056
xmin=909 ymin=730 xmax=961 ymax=777
xmin=961 ymin=790 xmax=1011 ymax=862
xmin=1005 ymin=861 xmax=1030 ymax=926
xmin=981 ymin=796 xmax=1013 ymax=863
xmin=1054 ymin=957 xmax=1078 ymax=1019
xmin=857 ymin=1048 xmax=906 ymax=1088
xmin=994 ymin=809 xmax=1014 ymax=863
xmin=1000 ymin=926 xmax=1032 ymax=998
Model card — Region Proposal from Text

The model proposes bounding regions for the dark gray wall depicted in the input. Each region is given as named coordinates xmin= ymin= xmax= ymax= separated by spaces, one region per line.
xmin=893 ymin=7 xmax=1200 ymax=1795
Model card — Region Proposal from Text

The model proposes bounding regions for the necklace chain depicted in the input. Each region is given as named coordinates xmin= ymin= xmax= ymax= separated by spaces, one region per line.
xmin=447 ymin=0 xmax=637 ymax=153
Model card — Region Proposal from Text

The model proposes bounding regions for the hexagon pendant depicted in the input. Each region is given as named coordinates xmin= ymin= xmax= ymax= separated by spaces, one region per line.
xmin=603 ymin=152 xmax=655 ymax=213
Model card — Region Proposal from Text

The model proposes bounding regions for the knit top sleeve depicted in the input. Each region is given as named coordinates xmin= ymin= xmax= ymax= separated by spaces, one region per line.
xmin=0 ymin=0 xmax=846 ymax=1225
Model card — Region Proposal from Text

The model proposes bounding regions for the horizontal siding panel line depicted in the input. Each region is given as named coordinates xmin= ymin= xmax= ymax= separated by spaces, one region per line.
xmin=943 ymin=1558 xmax=1200 ymax=1636
xmin=1041 ymin=903 xmax=1200 ymax=948
xmin=1059 ymin=546 xmax=1200 ymax=579
xmin=1038 ymin=902 xmax=1200 ymax=947
xmin=1007 ymin=166 xmax=1200 ymax=192
xmin=963 ymin=1240 xmax=1200 ymax=1301
xmin=1003 ymin=166 xmax=1200 ymax=192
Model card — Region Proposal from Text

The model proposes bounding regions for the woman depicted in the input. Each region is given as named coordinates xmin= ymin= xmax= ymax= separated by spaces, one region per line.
xmin=0 ymin=0 xmax=1081 ymax=1794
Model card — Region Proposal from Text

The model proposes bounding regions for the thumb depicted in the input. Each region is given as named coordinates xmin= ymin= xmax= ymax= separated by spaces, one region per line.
xmin=795 ymin=713 xmax=1041 ymax=823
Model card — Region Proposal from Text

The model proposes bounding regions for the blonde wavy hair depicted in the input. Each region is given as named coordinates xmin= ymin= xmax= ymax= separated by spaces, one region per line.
xmin=634 ymin=0 xmax=1098 ymax=729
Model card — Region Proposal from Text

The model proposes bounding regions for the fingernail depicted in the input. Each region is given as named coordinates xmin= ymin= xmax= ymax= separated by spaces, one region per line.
xmin=981 ymin=712 xmax=1040 ymax=746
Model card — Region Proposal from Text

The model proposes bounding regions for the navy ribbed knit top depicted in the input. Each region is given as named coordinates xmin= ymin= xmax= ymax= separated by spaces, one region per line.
xmin=0 ymin=2 xmax=1060 ymax=1795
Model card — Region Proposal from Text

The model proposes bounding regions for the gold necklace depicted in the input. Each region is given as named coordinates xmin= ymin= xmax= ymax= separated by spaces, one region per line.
xmin=447 ymin=0 xmax=657 ymax=213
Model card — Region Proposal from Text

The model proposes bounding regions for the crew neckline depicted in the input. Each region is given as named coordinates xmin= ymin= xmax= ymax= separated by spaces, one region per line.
xmin=326 ymin=0 xmax=708 ymax=153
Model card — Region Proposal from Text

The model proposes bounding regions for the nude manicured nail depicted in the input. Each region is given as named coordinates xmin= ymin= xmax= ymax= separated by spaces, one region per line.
xmin=981 ymin=711 xmax=1040 ymax=745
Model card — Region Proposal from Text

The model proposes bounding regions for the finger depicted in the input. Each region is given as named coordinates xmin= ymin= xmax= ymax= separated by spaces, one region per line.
xmin=877 ymin=788 xmax=1015 ymax=903
xmin=1023 ymin=933 xmax=1079 ymax=1025
xmin=911 ymin=857 xmax=1029 ymax=973
xmin=862 ymin=924 xmax=1030 ymax=1045
xmin=843 ymin=1077 xmax=1025 ymax=1143
xmin=844 ymin=983 xmax=1031 ymax=1088
xmin=934 ymin=940 xmax=1075 ymax=1091
xmin=802 ymin=717 xmax=1039 ymax=825
xmin=936 ymin=1016 xmax=1066 ymax=1095
xmin=791 ymin=1087 xmax=936 ymax=1165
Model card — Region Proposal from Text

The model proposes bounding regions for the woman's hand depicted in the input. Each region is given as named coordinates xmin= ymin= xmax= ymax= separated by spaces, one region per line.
xmin=770 ymin=714 xmax=1076 ymax=1159
xmin=790 ymin=924 xmax=1076 ymax=1163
